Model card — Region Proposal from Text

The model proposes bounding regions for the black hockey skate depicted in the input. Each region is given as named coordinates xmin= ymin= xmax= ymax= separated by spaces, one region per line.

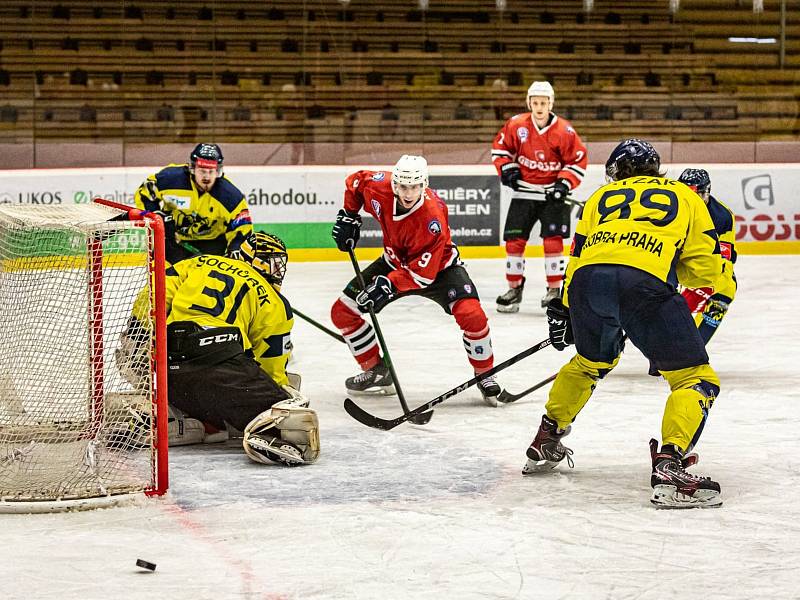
xmin=540 ymin=286 xmax=561 ymax=308
xmin=496 ymin=277 xmax=524 ymax=313
xmin=649 ymin=439 xmax=721 ymax=509
xmin=522 ymin=415 xmax=574 ymax=474
xmin=476 ymin=374 xmax=502 ymax=407
xmin=345 ymin=362 xmax=396 ymax=396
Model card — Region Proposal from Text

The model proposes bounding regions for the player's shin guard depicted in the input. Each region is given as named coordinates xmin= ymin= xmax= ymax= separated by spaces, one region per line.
xmin=545 ymin=352 xmax=620 ymax=430
xmin=504 ymin=238 xmax=527 ymax=287
xmin=661 ymin=364 xmax=720 ymax=453
xmin=542 ymin=235 xmax=566 ymax=289
xmin=331 ymin=296 xmax=380 ymax=370
xmin=453 ymin=299 xmax=494 ymax=373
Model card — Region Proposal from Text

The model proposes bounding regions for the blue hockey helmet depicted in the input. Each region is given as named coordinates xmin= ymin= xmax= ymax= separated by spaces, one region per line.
xmin=604 ymin=138 xmax=660 ymax=181
xmin=190 ymin=143 xmax=224 ymax=172
xmin=678 ymin=168 xmax=711 ymax=197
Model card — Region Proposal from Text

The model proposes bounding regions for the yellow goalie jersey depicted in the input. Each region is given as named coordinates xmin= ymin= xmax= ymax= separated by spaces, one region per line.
xmin=164 ymin=255 xmax=294 ymax=386
xmin=564 ymin=176 xmax=722 ymax=305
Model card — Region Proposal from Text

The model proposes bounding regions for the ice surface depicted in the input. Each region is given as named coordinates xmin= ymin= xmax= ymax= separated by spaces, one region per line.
xmin=2 ymin=256 xmax=799 ymax=600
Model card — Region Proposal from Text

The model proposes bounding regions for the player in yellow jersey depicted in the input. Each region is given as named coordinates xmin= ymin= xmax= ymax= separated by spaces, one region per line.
xmin=676 ymin=169 xmax=737 ymax=343
xmin=122 ymin=232 xmax=319 ymax=466
xmin=522 ymin=139 xmax=724 ymax=508
xmin=134 ymin=143 xmax=253 ymax=263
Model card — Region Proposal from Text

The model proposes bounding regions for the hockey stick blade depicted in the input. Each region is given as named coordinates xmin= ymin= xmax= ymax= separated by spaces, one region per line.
xmin=344 ymin=337 xmax=552 ymax=431
xmin=496 ymin=373 xmax=557 ymax=404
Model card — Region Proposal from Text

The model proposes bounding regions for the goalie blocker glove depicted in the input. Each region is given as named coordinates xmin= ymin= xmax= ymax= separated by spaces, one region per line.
xmin=500 ymin=163 xmax=522 ymax=191
xmin=356 ymin=275 xmax=395 ymax=313
xmin=546 ymin=297 xmax=574 ymax=351
xmin=545 ymin=179 xmax=570 ymax=203
xmin=332 ymin=209 xmax=362 ymax=251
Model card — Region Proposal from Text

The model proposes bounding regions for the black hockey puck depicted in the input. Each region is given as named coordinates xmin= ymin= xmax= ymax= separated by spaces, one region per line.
xmin=136 ymin=559 xmax=156 ymax=572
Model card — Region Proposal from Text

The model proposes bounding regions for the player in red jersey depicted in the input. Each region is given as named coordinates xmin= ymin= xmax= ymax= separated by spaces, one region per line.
xmin=330 ymin=155 xmax=504 ymax=406
xmin=491 ymin=81 xmax=588 ymax=312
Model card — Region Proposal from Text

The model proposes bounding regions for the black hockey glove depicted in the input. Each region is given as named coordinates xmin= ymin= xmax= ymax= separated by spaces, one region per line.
xmin=332 ymin=209 xmax=362 ymax=251
xmin=153 ymin=210 xmax=176 ymax=241
xmin=356 ymin=275 xmax=395 ymax=313
xmin=546 ymin=297 xmax=574 ymax=351
xmin=545 ymin=179 xmax=570 ymax=203
xmin=500 ymin=163 xmax=522 ymax=191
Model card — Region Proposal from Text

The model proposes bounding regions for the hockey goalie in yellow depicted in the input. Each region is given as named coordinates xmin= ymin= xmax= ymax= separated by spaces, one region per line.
xmin=121 ymin=232 xmax=319 ymax=466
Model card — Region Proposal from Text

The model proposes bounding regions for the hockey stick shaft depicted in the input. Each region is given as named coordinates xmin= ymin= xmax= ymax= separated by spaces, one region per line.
xmin=516 ymin=180 xmax=583 ymax=204
xmin=344 ymin=337 xmax=552 ymax=430
xmin=292 ymin=307 xmax=346 ymax=343
xmin=497 ymin=373 xmax=557 ymax=404
xmin=346 ymin=248 xmax=431 ymax=425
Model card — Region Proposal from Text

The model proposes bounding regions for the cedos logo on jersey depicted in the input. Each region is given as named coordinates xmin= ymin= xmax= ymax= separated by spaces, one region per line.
xmin=428 ymin=219 xmax=442 ymax=235
xmin=535 ymin=150 xmax=547 ymax=162
xmin=371 ymin=199 xmax=381 ymax=215
xmin=518 ymin=127 xmax=529 ymax=142
xmin=372 ymin=172 xmax=385 ymax=182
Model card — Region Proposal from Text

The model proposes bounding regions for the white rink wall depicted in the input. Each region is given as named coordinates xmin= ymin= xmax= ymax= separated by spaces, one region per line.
xmin=0 ymin=164 xmax=798 ymax=247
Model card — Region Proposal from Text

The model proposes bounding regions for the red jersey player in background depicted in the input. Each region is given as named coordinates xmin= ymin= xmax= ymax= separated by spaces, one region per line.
xmin=491 ymin=81 xmax=588 ymax=312
xmin=330 ymin=155 xmax=504 ymax=406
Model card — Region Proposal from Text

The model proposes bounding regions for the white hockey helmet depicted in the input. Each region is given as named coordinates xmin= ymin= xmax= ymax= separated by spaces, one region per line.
xmin=391 ymin=155 xmax=429 ymax=191
xmin=527 ymin=81 xmax=555 ymax=110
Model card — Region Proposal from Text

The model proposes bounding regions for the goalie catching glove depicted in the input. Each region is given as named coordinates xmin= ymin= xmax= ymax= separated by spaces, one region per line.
xmin=243 ymin=393 xmax=320 ymax=466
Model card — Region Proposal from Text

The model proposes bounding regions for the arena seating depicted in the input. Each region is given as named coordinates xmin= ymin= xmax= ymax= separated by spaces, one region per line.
xmin=0 ymin=0 xmax=796 ymax=143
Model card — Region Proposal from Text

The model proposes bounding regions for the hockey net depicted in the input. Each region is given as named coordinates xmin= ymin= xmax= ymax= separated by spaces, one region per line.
xmin=0 ymin=202 xmax=168 ymax=512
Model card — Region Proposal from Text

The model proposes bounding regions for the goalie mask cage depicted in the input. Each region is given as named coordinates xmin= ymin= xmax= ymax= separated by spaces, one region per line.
xmin=0 ymin=202 xmax=168 ymax=513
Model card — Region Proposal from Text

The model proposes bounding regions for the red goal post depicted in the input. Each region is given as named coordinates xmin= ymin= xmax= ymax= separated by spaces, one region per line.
xmin=0 ymin=199 xmax=168 ymax=512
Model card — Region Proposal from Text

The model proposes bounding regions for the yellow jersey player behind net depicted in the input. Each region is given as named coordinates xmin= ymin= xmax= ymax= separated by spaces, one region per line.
xmin=134 ymin=143 xmax=253 ymax=264
xmin=117 ymin=232 xmax=319 ymax=466
xmin=676 ymin=168 xmax=737 ymax=344
xmin=522 ymin=139 xmax=724 ymax=508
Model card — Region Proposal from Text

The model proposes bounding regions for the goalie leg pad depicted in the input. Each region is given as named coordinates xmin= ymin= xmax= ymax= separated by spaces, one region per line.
xmin=243 ymin=405 xmax=320 ymax=466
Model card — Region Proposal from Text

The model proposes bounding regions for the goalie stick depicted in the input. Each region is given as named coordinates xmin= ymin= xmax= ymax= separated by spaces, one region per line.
xmin=344 ymin=337 xmax=552 ymax=430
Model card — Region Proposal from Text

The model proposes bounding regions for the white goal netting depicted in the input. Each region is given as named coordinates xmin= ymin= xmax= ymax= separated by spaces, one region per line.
xmin=0 ymin=204 xmax=166 ymax=511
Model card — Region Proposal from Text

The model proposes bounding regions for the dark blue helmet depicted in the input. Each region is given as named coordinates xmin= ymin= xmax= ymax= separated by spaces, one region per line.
xmin=605 ymin=138 xmax=660 ymax=181
xmin=190 ymin=143 xmax=223 ymax=171
xmin=678 ymin=168 xmax=711 ymax=196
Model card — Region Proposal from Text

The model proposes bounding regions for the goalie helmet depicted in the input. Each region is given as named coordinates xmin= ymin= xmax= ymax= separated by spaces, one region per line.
xmin=190 ymin=143 xmax=224 ymax=173
xmin=391 ymin=155 xmax=429 ymax=193
xmin=527 ymin=81 xmax=555 ymax=110
xmin=605 ymin=138 xmax=661 ymax=181
xmin=232 ymin=232 xmax=288 ymax=288
xmin=678 ymin=168 xmax=711 ymax=198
